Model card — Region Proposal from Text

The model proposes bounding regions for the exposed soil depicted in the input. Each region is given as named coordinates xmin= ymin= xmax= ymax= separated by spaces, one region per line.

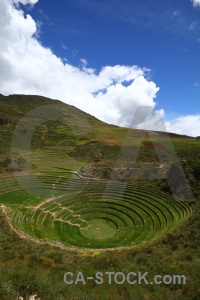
xmin=101 ymin=140 xmax=119 ymax=146
xmin=142 ymin=141 xmax=166 ymax=149
xmin=95 ymin=227 xmax=102 ymax=231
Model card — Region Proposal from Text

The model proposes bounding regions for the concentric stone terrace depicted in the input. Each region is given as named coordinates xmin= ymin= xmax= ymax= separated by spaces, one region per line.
xmin=1 ymin=175 xmax=192 ymax=249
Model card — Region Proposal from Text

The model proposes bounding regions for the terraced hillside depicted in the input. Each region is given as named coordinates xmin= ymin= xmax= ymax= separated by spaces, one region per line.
xmin=0 ymin=94 xmax=196 ymax=251
xmin=1 ymin=94 xmax=200 ymax=300
xmin=0 ymin=166 xmax=191 ymax=249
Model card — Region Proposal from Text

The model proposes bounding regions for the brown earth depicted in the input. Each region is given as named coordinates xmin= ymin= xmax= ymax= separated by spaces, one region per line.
xmin=101 ymin=140 xmax=119 ymax=146
xmin=142 ymin=141 xmax=166 ymax=149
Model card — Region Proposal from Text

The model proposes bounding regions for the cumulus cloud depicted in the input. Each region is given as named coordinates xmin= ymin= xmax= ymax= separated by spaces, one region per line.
xmin=0 ymin=0 xmax=199 ymax=137
xmin=191 ymin=0 xmax=200 ymax=7
xmin=0 ymin=0 xmax=161 ymax=128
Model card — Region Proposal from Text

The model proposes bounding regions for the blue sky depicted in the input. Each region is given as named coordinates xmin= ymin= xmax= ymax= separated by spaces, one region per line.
xmin=32 ymin=0 xmax=200 ymax=114
xmin=1 ymin=0 xmax=200 ymax=136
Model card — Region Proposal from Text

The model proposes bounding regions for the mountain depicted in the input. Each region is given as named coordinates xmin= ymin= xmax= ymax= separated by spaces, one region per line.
xmin=0 ymin=94 xmax=200 ymax=299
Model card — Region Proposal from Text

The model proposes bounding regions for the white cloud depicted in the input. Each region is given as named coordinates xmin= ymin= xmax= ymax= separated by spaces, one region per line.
xmin=0 ymin=0 xmax=160 ymax=127
xmin=0 ymin=0 xmax=199 ymax=137
xmin=61 ymin=42 xmax=68 ymax=50
xmin=166 ymin=115 xmax=200 ymax=137
xmin=91 ymin=76 xmax=159 ymax=127
xmin=13 ymin=0 xmax=38 ymax=5
xmin=135 ymin=109 xmax=166 ymax=132
xmin=191 ymin=0 xmax=200 ymax=7
xmin=189 ymin=21 xmax=197 ymax=30
xmin=80 ymin=58 xmax=88 ymax=66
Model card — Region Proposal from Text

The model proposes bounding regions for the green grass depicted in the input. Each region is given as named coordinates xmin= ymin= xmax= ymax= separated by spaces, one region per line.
xmin=0 ymin=173 xmax=191 ymax=249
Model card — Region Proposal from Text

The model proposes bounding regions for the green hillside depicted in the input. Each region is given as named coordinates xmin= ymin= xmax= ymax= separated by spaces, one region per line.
xmin=0 ymin=94 xmax=199 ymax=299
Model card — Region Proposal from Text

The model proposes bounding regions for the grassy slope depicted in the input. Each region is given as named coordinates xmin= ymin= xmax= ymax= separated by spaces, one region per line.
xmin=0 ymin=94 xmax=199 ymax=299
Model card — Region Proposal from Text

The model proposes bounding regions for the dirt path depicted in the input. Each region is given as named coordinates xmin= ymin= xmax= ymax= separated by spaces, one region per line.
xmin=34 ymin=197 xmax=55 ymax=211
xmin=72 ymin=170 xmax=108 ymax=181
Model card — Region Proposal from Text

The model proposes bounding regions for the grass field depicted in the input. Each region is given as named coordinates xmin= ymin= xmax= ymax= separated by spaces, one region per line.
xmin=0 ymin=158 xmax=192 ymax=250
xmin=0 ymin=95 xmax=199 ymax=299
